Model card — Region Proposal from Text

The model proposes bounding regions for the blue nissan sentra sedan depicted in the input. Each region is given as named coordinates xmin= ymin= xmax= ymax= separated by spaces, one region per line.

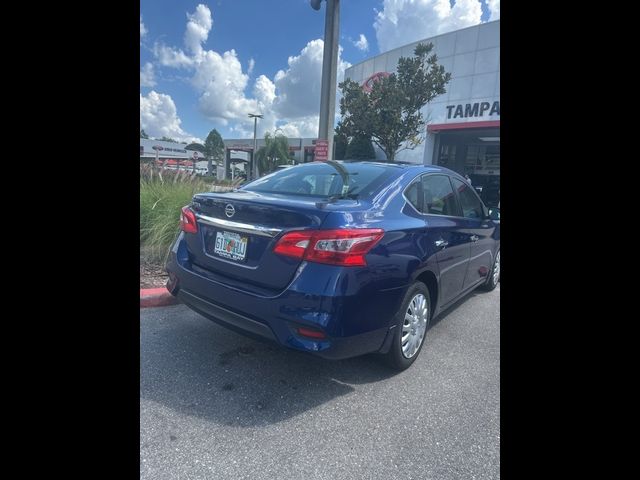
xmin=166 ymin=161 xmax=500 ymax=370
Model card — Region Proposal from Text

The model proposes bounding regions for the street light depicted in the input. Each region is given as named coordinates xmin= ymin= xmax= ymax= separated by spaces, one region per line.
xmin=248 ymin=113 xmax=263 ymax=180
xmin=310 ymin=0 xmax=340 ymax=161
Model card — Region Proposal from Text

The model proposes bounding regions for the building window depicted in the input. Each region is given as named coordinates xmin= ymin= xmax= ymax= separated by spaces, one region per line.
xmin=438 ymin=144 xmax=456 ymax=169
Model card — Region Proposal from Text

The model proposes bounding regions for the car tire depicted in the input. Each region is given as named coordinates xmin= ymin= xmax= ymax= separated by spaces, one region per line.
xmin=480 ymin=249 xmax=500 ymax=292
xmin=384 ymin=282 xmax=432 ymax=371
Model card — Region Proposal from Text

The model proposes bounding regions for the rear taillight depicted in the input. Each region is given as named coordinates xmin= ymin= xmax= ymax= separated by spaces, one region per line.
xmin=273 ymin=228 xmax=384 ymax=266
xmin=179 ymin=206 xmax=198 ymax=234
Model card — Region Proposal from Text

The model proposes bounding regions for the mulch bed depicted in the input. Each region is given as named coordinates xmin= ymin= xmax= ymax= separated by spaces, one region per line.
xmin=140 ymin=256 xmax=169 ymax=289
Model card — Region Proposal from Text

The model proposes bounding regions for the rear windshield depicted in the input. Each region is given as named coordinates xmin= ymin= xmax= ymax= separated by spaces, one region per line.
xmin=241 ymin=162 xmax=398 ymax=199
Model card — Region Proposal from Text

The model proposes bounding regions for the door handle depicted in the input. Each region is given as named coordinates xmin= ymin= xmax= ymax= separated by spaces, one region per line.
xmin=470 ymin=235 xmax=479 ymax=242
xmin=435 ymin=239 xmax=449 ymax=248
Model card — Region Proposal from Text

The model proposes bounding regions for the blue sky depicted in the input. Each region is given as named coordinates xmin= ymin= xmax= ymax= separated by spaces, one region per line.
xmin=140 ymin=0 xmax=499 ymax=143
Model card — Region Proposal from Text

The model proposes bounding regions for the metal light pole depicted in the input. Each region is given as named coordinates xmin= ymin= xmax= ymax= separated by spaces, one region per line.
xmin=311 ymin=0 xmax=340 ymax=161
xmin=248 ymin=113 xmax=263 ymax=180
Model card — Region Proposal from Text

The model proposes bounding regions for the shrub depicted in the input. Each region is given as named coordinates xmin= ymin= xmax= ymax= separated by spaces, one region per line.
xmin=140 ymin=165 xmax=209 ymax=262
xmin=140 ymin=165 xmax=246 ymax=262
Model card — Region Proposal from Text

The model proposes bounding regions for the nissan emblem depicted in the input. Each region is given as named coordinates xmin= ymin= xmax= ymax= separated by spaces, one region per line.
xmin=225 ymin=204 xmax=235 ymax=218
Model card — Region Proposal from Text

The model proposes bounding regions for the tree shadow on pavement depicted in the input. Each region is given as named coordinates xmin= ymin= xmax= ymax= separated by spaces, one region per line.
xmin=140 ymin=306 xmax=397 ymax=428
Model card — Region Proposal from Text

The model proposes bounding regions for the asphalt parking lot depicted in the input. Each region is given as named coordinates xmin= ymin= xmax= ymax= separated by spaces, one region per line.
xmin=140 ymin=284 xmax=500 ymax=480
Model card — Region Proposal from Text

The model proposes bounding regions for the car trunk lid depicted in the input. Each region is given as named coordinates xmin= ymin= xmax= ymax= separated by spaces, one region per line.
xmin=186 ymin=190 xmax=332 ymax=290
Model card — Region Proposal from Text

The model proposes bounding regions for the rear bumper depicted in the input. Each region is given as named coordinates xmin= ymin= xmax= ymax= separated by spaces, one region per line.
xmin=177 ymin=289 xmax=277 ymax=342
xmin=166 ymin=234 xmax=406 ymax=360
xmin=177 ymin=287 xmax=391 ymax=360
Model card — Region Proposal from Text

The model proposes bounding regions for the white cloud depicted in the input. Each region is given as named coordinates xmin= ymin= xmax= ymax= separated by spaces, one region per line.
xmin=254 ymin=75 xmax=276 ymax=106
xmin=277 ymin=116 xmax=320 ymax=138
xmin=140 ymin=16 xmax=147 ymax=39
xmin=191 ymin=49 xmax=258 ymax=124
xmin=151 ymin=4 xmax=351 ymax=139
xmin=374 ymin=0 xmax=484 ymax=53
xmin=140 ymin=91 xmax=201 ymax=143
xmin=153 ymin=43 xmax=194 ymax=68
xmin=140 ymin=63 xmax=156 ymax=87
xmin=184 ymin=4 xmax=213 ymax=56
xmin=486 ymin=0 xmax=500 ymax=21
xmin=272 ymin=39 xmax=350 ymax=120
xmin=446 ymin=0 xmax=484 ymax=29
xmin=354 ymin=34 xmax=369 ymax=52
xmin=152 ymin=5 xmax=257 ymax=126
xmin=227 ymin=124 xmax=254 ymax=139
xmin=271 ymin=39 xmax=325 ymax=119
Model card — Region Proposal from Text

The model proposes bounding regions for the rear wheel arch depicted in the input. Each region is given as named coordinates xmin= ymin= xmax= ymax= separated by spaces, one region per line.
xmin=415 ymin=270 xmax=438 ymax=316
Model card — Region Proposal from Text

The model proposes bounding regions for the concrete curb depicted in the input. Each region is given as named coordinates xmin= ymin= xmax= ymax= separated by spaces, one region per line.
xmin=140 ymin=287 xmax=180 ymax=308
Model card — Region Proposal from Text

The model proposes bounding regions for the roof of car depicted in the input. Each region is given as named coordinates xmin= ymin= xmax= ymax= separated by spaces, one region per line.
xmin=340 ymin=160 xmax=459 ymax=175
xmin=282 ymin=160 xmax=461 ymax=178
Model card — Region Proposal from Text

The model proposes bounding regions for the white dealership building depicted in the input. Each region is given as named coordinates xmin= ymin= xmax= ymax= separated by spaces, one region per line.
xmin=139 ymin=138 xmax=203 ymax=166
xmin=344 ymin=20 xmax=500 ymax=188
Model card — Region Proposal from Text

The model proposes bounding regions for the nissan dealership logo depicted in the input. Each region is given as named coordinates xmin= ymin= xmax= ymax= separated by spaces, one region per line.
xmin=225 ymin=204 xmax=235 ymax=218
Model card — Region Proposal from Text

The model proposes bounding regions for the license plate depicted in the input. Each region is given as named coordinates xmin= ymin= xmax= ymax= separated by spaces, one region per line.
xmin=213 ymin=231 xmax=248 ymax=261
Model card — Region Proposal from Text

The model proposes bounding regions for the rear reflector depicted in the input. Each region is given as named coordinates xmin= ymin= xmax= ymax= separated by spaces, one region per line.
xmin=179 ymin=206 xmax=198 ymax=234
xmin=273 ymin=228 xmax=384 ymax=266
xmin=296 ymin=327 xmax=327 ymax=340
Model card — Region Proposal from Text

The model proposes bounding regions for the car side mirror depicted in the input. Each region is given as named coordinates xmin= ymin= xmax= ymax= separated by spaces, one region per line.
xmin=488 ymin=207 xmax=500 ymax=221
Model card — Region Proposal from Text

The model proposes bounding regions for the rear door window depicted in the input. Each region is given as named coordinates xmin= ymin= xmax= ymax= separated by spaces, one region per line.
xmin=452 ymin=177 xmax=485 ymax=220
xmin=421 ymin=175 xmax=460 ymax=216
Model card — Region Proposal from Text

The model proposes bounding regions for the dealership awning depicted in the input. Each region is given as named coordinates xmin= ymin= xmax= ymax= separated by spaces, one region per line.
xmin=427 ymin=120 xmax=500 ymax=133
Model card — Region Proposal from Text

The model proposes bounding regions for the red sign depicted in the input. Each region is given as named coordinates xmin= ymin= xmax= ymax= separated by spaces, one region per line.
xmin=315 ymin=139 xmax=329 ymax=161
xmin=362 ymin=71 xmax=391 ymax=93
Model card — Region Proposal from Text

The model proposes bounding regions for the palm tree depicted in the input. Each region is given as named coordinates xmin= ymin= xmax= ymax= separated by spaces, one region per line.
xmin=255 ymin=131 xmax=291 ymax=176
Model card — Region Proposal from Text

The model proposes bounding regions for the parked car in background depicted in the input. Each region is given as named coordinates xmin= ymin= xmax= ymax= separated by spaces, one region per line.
xmin=166 ymin=161 xmax=500 ymax=370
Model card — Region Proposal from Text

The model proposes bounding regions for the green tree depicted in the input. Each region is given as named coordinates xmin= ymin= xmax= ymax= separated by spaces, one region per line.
xmin=204 ymin=129 xmax=225 ymax=177
xmin=140 ymin=129 xmax=149 ymax=139
xmin=345 ymin=134 xmax=375 ymax=159
xmin=185 ymin=143 xmax=206 ymax=153
xmin=255 ymin=132 xmax=291 ymax=176
xmin=159 ymin=136 xmax=178 ymax=143
xmin=338 ymin=42 xmax=451 ymax=162
xmin=333 ymin=126 xmax=348 ymax=160
xmin=185 ymin=143 xmax=206 ymax=173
